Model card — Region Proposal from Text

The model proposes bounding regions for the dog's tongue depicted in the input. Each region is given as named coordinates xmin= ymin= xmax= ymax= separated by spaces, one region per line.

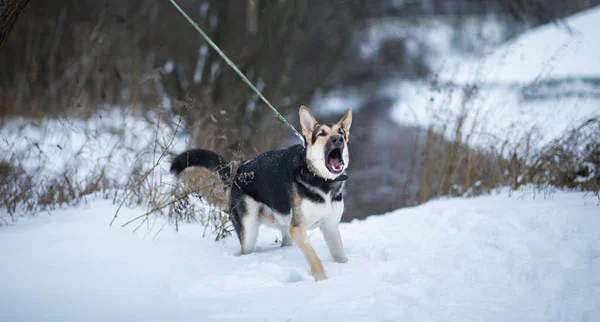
xmin=328 ymin=154 xmax=343 ymax=171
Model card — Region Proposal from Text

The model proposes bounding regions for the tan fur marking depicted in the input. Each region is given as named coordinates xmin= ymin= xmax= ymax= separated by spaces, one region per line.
xmin=291 ymin=186 xmax=303 ymax=227
xmin=289 ymin=226 xmax=327 ymax=281
xmin=290 ymin=186 xmax=327 ymax=281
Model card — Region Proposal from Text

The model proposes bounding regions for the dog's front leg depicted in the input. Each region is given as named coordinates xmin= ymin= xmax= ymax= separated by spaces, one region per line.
xmin=320 ymin=221 xmax=348 ymax=263
xmin=289 ymin=225 xmax=327 ymax=281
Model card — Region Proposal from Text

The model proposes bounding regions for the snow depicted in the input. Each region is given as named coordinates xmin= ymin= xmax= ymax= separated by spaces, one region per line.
xmin=357 ymin=15 xmax=510 ymax=64
xmin=0 ymin=107 xmax=189 ymax=197
xmin=1 ymin=189 xmax=598 ymax=321
xmin=310 ymin=88 xmax=366 ymax=116
xmin=313 ymin=14 xmax=515 ymax=117
xmin=389 ymin=7 xmax=600 ymax=150
xmin=164 ymin=60 xmax=175 ymax=73
xmin=443 ymin=7 xmax=600 ymax=84
xmin=388 ymin=81 xmax=600 ymax=149
xmin=193 ymin=46 xmax=209 ymax=84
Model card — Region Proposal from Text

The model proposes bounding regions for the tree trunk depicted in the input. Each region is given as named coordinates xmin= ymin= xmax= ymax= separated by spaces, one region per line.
xmin=0 ymin=0 xmax=30 ymax=48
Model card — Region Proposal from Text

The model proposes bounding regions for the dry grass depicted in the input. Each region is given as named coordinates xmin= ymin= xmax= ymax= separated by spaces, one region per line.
xmin=0 ymin=98 xmax=231 ymax=236
xmin=116 ymin=147 xmax=236 ymax=241
xmin=518 ymin=117 xmax=600 ymax=191
xmin=0 ymin=158 xmax=95 ymax=219
xmin=407 ymin=76 xmax=599 ymax=207
xmin=3 ymin=93 xmax=597 ymax=234
xmin=0 ymin=56 xmax=282 ymax=241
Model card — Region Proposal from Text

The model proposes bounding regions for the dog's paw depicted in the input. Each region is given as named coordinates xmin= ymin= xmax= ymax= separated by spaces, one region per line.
xmin=310 ymin=268 xmax=328 ymax=281
xmin=313 ymin=273 xmax=328 ymax=282
xmin=280 ymin=239 xmax=293 ymax=247
xmin=335 ymin=256 xmax=348 ymax=263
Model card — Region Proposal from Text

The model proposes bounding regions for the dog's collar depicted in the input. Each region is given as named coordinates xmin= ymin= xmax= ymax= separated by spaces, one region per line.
xmin=301 ymin=167 xmax=349 ymax=182
xmin=329 ymin=174 xmax=349 ymax=182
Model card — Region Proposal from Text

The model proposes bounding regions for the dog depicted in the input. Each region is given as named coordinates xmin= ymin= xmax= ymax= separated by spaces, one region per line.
xmin=170 ymin=105 xmax=352 ymax=281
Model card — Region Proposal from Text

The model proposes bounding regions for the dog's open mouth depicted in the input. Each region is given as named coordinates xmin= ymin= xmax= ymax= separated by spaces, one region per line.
xmin=326 ymin=148 xmax=344 ymax=174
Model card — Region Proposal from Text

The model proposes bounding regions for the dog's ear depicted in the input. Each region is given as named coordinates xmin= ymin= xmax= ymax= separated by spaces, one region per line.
xmin=299 ymin=105 xmax=318 ymax=136
xmin=338 ymin=107 xmax=352 ymax=134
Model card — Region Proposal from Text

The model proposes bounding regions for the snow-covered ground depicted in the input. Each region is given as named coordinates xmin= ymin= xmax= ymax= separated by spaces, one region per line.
xmin=441 ymin=8 xmax=600 ymax=84
xmin=388 ymin=81 xmax=599 ymax=149
xmin=0 ymin=107 xmax=191 ymax=216
xmin=0 ymin=108 xmax=188 ymax=184
xmin=1 ymin=188 xmax=598 ymax=321
xmin=386 ymin=7 xmax=600 ymax=150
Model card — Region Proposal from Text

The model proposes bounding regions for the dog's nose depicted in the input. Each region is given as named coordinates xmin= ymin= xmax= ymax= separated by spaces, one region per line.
xmin=331 ymin=135 xmax=344 ymax=146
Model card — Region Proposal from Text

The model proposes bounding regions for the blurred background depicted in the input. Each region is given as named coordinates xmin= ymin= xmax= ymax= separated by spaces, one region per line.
xmin=1 ymin=0 xmax=599 ymax=222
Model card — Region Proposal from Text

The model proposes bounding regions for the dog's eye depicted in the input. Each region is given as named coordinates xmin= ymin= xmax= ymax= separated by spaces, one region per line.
xmin=318 ymin=131 xmax=327 ymax=137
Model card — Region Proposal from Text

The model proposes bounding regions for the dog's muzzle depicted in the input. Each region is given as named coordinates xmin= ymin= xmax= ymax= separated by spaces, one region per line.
xmin=325 ymin=135 xmax=345 ymax=175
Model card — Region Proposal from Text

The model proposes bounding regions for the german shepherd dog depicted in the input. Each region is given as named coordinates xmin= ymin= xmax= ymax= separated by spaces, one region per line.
xmin=170 ymin=106 xmax=352 ymax=281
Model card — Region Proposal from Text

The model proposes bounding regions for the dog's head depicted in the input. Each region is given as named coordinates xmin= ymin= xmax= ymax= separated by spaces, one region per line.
xmin=299 ymin=105 xmax=352 ymax=180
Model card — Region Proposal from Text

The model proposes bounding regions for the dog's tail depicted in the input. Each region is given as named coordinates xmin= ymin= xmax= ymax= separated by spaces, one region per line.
xmin=170 ymin=149 xmax=232 ymax=183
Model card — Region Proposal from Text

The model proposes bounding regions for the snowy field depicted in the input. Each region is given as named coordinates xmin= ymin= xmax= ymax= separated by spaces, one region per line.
xmin=440 ymin=7 xmax=600 ymax=84
xmin=1 ymin=188 xmax=598 ymax=322
xmin=0 ymin=107 xmax=190 ymax=217
xmin=389 ymin=6 xmax=600 ymax=150
xmin=0 ymin=107 xmax=188 ymax=185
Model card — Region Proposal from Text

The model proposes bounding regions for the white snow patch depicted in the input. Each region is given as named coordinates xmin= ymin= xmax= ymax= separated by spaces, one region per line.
xmin=0 ymin=189 xmax=598 ymax=321
xmin=0 ymin=107 xmax=189 ymax=196
xmin=388 ymin=81 xmax=600 ymax=149
xmin=309 ymin=89 xmax=365 ymax=116
xmin=389 ymin=7 xmax=600 ymax=150
xmin=164 ymin=60 xmax=174 ymax=73
xmin=575 ymin=162 xmax=597 ymax=183
xmin=358 ymin=14 xmax=514 ymax=68
xmin=442 ymin=6 xmax=600 ymax=84
xmin=193 ymin=46 xmax=209 ymax=84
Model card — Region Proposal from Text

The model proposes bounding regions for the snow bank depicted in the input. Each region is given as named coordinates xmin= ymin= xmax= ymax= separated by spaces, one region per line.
xmin=390 ymin=7 xmax=600 ymax=150
xmin=1 ymin=189 xmax=598 ymax=321
xmin=389 ymin=81 xmax=600 ymax=149
xmin=0 ymin=107 xmax=189 ymax=208
xmin=443 ymin=6 xmax=600 ymax=84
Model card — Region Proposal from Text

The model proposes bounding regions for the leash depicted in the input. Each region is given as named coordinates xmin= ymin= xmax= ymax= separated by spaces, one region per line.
xmin=168 ymin=0 xmax=305 ymax=146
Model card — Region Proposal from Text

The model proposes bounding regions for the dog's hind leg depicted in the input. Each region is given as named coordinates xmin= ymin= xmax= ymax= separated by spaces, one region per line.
xmin=280 ymin=228 xmax=293 ymax=247
xmin=240 ymin=197 xmax=260 ymax=255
